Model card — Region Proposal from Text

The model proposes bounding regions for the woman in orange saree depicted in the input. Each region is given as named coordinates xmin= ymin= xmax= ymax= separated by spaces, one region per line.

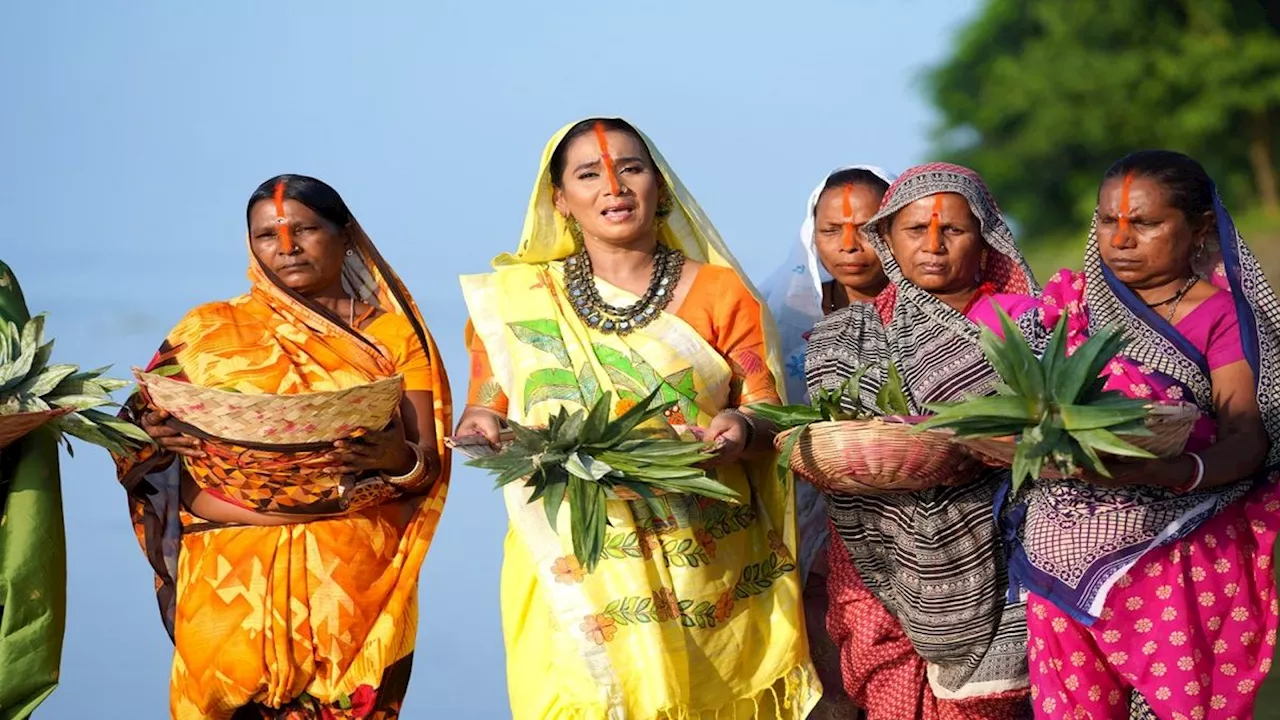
xmin=115 ymin=174 xmax=451 ymax=720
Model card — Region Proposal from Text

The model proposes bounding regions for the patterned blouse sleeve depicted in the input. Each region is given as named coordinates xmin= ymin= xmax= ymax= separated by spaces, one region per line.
xmin=710 ymin=271 xmax=781 ymax=407
xmin=465 ymin=319 xmax=511 ymax=415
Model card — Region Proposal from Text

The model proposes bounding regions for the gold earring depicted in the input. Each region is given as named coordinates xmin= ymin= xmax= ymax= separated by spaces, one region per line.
xmin=565 ymin=215 xmax=584 ymax=246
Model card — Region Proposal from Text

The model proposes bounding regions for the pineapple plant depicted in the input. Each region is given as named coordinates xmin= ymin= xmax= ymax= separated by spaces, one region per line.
xmin=915 ymin=307 xmax=1156 ymax=493
xmin=0 ymin=314 xmax=151 ymax=455
xmin=467 ymin=387 xmax=738 ymax=571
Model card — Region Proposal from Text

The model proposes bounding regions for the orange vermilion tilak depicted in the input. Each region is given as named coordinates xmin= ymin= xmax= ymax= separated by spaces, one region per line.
xmin=593 ymin=121 xmax=621 ymax=195
xmin=273 ymin=180 xmax=294 ymax=253
xmin=840 ymin=184 xmax=856 ymax=250
xmin=1115 ymin=171 xmax=1135 ymax=247
xmin=927 ymin=194 xmax=943 ymax=249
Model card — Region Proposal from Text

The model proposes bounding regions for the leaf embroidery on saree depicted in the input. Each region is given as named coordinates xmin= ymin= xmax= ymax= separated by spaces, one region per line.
xmin=582 ymin=548 xmax=797 ymax=642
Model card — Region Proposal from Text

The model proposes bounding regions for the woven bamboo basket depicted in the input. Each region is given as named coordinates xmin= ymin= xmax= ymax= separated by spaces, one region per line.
xmin=957 ymin=402 xmax=1200 ymax=479
xmin=134 ymin=370 xmax=403 ymax=445
xmin=0 ymin=408 xmax=71 ymax=450
xmin=776 ymin=418 xmax=978 ymax=495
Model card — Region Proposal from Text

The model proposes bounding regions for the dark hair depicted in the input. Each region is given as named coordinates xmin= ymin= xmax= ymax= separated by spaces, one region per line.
xmin=814 ymin=169 xmax=892 ymax=219
xmin=1102 ymin=150 xmax=1215 ymax=222
xmin=547 ymin=118 xmax=655 ymax=188
xmin=246 ymin=174 xmax=352 ymax=230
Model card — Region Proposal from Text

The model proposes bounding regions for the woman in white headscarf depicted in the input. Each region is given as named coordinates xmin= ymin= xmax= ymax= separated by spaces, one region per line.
xmin=760 ymin=165 xmax=894 ymax=720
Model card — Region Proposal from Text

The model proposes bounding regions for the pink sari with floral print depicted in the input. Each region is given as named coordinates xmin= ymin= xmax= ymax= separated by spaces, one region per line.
xmin=1009 ymin=192 xmax=1280 ymax=718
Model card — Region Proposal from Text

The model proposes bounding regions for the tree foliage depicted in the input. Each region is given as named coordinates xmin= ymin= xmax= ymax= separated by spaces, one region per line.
xmin=927 ymin=0 xmax=1280 ymax=242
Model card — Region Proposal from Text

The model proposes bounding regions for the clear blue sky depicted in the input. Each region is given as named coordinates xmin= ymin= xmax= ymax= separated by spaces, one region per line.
xmin=0 ymin=1 xmax=977 ymax=716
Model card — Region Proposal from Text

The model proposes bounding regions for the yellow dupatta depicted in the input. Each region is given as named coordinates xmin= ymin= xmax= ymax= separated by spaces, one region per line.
xmin=117 ymin=218 xmax=451 ymax=719
xmin=461 ymin=120 xmax=816 ymax=719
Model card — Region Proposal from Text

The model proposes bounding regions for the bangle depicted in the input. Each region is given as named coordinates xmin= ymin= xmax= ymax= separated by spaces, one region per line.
xmin=1174 ymin=452 xmax=1205 ymax=494
xmin=719 ymin=408 xmax=756 ymax=447
xmin=383 ymin=442 xmax=428 ymax=489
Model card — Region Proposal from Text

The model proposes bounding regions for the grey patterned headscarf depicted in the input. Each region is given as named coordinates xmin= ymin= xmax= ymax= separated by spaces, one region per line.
xmin=804 ymin=163 xmax=1040 ymax=698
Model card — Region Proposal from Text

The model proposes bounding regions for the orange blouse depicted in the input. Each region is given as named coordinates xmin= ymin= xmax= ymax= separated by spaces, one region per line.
xmin=361 ymin=311 xmax=433 ymax=392
xmin=466 ymin=264 xmax=779 ymax=414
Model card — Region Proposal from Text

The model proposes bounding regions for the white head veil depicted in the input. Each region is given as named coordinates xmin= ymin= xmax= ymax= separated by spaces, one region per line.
xmin=757 ymin=164 xmax=895 ymax=578
xmin=759 ymin=165 xmax=897 ymax=405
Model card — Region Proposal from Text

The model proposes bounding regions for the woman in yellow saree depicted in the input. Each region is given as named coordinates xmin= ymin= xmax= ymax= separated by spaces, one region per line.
xmin=115 ymin=174 xmax=451 ymax=720
xmin=457 ymin=118 xmax=819 ymax=719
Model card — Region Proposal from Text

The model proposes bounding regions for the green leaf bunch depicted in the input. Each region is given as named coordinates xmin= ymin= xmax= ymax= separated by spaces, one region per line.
xmin=916 ymin=307 xmax=1155 ymax=493
xmin=467 ymin=387 xmax=737 ymax=572
xmin=0 ymin=314 xmax=150 ymax=455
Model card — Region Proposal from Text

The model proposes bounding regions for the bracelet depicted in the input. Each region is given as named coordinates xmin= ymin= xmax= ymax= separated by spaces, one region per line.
xmin=383 ymin=442 xmax=428 ymax=489
xmin=719 ymin=408 xmax=756 ymax=447
xmin=1174 ymin=452 xmax=1205 ymax=494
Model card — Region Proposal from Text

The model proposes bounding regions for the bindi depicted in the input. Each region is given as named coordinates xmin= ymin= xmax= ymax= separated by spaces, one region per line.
xmin=273 ymin=180 xmax=294 ymax=253
xmin=593 ymin=122 xmax=621 ymax=195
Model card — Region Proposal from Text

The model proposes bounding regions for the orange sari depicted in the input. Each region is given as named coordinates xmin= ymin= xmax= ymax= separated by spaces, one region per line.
xmin=116 ymin=221 xmax=450 ymax=720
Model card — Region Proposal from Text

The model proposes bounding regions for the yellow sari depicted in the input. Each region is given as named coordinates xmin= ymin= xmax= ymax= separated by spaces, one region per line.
xmin=461 ymin=120 xmax=818 ymax=719
xmin=116 ymin=220 xmax=450 ymax=720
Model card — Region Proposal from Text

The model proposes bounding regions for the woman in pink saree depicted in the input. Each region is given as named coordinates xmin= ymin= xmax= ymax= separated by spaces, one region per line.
xmin=1002 ymin=151 xmax=1280 ymax=718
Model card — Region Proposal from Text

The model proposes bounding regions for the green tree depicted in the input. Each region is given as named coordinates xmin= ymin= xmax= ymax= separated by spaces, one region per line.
xmin=927 ymin=0 xmax=1280 ymax=242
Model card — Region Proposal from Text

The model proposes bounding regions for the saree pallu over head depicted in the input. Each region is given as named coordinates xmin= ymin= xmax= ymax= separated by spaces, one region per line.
xmin=115 ymin=219 xmax=451 ymax=719
xmin=461 ymin=119 xmax=818 ymax=719
xmin=1007 ymin=191 xmax=1280 ymax=623
xmin=760 ymin=164 xmax=898 ymax=407
xmin=759 ymin=165 xmax=897 ymax=580
xmin=804 ymin=162 xmax=1040 ymax=699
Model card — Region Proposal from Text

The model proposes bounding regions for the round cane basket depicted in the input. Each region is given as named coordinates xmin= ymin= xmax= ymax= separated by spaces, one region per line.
xmin=956 ymin=402 xmax=1200 ymax=480
xmin=134 ymin=370 xmax=404 ymax=445
xmin=776 ymin=418 xmax=978 ymax=495
xmin=0 ymin=408 xmax=71 ymax=450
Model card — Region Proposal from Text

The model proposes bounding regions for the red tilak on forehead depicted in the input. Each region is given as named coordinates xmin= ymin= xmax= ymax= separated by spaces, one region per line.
xmin=272 ymin=180 xmax=294 ymax=253
xmin=840 ymin=184 xmax=856 ymax=250
xmin=1118 ymin=171 xmax=1135 ymax=236
xmin=927 ymin=194 xmax=943 ymax=247
xmin=593 ymin=121 xmax=621 ymax=195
